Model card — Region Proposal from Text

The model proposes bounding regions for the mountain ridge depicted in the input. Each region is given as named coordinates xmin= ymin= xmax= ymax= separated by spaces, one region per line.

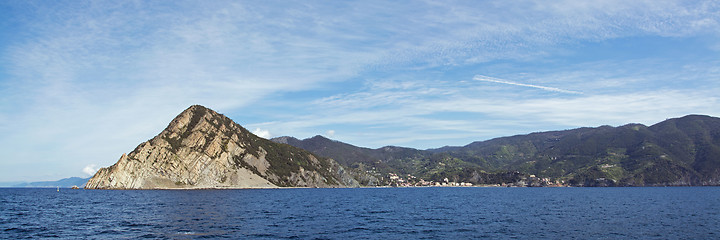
xmin=272 ymin=114 xmax=720 ymax=186
xmin=86 ymin=105 xmax=359 ymax=189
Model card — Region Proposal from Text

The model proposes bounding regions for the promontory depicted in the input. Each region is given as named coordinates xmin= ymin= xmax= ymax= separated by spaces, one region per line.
xmin=85 ymin=105 xmax=359 ymax=189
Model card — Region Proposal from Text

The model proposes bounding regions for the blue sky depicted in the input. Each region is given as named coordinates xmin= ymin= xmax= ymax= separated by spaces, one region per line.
xmin=1 ymin=1 xmax=719 ymax=182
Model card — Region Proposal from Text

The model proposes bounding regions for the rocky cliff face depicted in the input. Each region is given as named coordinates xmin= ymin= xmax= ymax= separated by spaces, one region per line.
xmin=85 ymin=105 xmax=358 ymax=189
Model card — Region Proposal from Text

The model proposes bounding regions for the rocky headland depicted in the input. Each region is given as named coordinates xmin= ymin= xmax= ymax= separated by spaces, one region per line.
xmin=85 ymin=105 xmax=359 ymax=189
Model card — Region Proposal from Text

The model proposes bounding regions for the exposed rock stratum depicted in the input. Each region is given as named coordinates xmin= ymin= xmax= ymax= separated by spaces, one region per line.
xmin=85 ymin=105 xmax=358 ymax=189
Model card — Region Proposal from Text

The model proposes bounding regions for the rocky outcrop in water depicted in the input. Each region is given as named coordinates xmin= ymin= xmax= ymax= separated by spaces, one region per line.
xmin=85 ymin=105 xmax=358 ymax=189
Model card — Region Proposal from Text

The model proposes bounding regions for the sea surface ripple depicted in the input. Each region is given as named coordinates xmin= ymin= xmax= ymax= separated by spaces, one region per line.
xmin=1 ymin=187 xmax=719 ymax=239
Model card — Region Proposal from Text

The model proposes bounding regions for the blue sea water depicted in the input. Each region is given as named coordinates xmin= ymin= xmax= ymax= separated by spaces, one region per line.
xmin=1 ymin=187 xmax=719 ymax=239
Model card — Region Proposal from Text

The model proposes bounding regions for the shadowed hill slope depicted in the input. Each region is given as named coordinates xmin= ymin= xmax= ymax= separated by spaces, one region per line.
xmin=274 ymin=115 xmax=720 ymax=186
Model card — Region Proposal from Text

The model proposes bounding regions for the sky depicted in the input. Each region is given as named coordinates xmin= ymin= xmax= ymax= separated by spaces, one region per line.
xmin=1 ymin=0 xmax=719 ymax=182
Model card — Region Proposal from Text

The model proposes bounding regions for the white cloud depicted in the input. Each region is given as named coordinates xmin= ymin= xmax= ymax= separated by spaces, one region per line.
xmin=252 ymin=128 xmax=272 ymax=139
xmin=82 ymin=164 xmax=98 ymax=177
xmin=326 ymin=130 xmax=336 ymax=137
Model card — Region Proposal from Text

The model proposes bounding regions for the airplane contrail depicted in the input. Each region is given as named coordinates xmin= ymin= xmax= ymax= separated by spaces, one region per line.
xmin=473 ymin=75 xmax=583 ymax=94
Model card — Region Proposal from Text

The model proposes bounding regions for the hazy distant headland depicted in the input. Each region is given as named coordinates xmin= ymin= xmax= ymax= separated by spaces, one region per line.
xmin=6 ymin=177 xmax=90 ymax=188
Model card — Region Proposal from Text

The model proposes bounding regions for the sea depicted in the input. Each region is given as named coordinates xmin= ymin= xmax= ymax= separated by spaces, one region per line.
xmin=1 ymin=187 xmax=719 ymax=239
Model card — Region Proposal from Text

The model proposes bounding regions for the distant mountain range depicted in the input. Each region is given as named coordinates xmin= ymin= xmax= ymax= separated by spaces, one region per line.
xmin=43 ymin=104 xmax=720 ymax=188
xmin=273 ymin=114 xmax=720 ymax=187
xmin=10 ymin=177 xmax=90 ymax=188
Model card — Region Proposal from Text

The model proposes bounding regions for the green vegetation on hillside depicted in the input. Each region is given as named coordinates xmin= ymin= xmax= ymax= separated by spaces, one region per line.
xmin=273 ymin=115 xmax=720 ymax=186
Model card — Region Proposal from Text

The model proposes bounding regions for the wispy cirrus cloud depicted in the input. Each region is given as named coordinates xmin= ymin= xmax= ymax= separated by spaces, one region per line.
xmin=473 ymin=75 xmax=583 ymax=94
xmin=253 ymin=88 xmax=720 ymax=148
xmin=248 ymin=58 xmax=720 ymax=148
xmin=1 ymin=0 xmax=719 ymax=181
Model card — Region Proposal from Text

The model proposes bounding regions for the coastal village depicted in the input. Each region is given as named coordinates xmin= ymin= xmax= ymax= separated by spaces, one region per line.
xmin=386 ymin=173 xmax=473 ymax=187
xmin=382 ymin=172 xmax=566 ymax=187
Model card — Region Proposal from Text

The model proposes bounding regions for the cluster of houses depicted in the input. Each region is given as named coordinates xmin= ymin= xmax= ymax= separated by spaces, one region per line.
xmin=525 ymin=175 xmax=566 ymax=187
xmin=386 ymin=173 xmax=473 ymax=187
xmin=382 ymin=173 xmax=567 ymax=187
